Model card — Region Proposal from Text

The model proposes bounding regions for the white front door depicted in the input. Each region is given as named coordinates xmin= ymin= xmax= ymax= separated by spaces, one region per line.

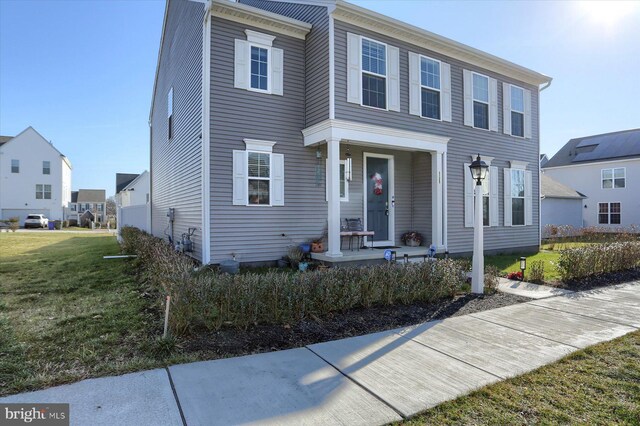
xmin=363 ymin=153 xmax=394 ymax=246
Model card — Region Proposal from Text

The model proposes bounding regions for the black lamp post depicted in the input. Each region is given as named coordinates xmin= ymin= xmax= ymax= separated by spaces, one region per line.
xmin=468 ymin=154 xmax=489 ymax=294
xmin=520 ymin=256 xmax=527 ymax=281
xmin=469 ymin=154 xmax=489 ymax=185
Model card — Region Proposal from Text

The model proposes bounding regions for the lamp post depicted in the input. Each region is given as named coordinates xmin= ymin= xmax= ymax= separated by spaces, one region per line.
xmin=469 ymin=154 xmax=489 ymax=294
xmin=520 ymin=257 xmax=527 ymax=281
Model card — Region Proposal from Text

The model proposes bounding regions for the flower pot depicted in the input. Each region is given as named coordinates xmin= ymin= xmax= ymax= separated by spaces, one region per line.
xmin=405 ymin=239 xmax=420 ymax=247
xmin=298 ymin=262 xmax=309 ymax=272
xmin=299 ymin=243 xmax=311 ymax=254
xmin=311 ymin=242 xmax=324 ymax=253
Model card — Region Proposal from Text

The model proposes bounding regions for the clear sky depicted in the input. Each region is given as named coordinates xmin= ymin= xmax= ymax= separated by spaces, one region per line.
xmin=1 ymin=0 xmax=638 ymax=196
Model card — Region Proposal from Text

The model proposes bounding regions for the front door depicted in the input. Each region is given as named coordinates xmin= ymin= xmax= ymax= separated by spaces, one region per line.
xmin=365 ymin=154 xmax=393 ymax=245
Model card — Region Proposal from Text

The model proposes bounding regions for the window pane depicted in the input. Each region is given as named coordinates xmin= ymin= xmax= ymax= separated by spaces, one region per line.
xmin=511 ymin=86 xmax=524 ymax=112
xmin=362 ymin=39 xmax=386 ymax=76
xmin=599 ymin=214 xmax=609 ymax=224
xmin=611 ymin=214 xmax=621 ymax=224
xmin=248 ymin=152 xmax=270 ymax=178
xmin=511 ymin=112 xmax=524 ymax=137
xmin=602 ymin=179 xmax=613 ymax=189
xmin=610 ymin=203 xmax=621 ymax=213
xmin=512 ymin=198 xmax=525 ymax=225
xmin=11 ymin=159 xmax=19 ymax=173
xmin=43 ymin=161 xmax=50 ymax=174
xmin=473 ymin=101 xmax=488 ymax=129
xmin=473 ymin=74 xmax=489 ymax=102
xmin=248 ymin=179 xmax=270 ymax=205
xmin=614 ymin=168 xmax=625 ymax=178
xmin=614 ymin=178 xmax=625 ymax=188
xmin=420 ymin=57 xmax=440 ymax=89
xmin=362 ymin=74 xmax=386 ymax=109
xmin=482 ymin=196 xmax=490 ymax=227
xmin=511 ymin=170 xmax=525 ymax=197
xmin=602 ymin=169 xmax=613 ymax=179
xmin=250 ymin=46 xmax=268 ymax=91
xmin=339 ymin=163 xmax=346 ymax=198
xmin=421 ymin=88 xmax=440 ymax=119
xmin=599 ymin=203 xmax=608 ymax=214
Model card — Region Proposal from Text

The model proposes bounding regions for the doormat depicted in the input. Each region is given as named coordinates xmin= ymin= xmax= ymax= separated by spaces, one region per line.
xmin=374 ymin=246 xmax=400 ymax=249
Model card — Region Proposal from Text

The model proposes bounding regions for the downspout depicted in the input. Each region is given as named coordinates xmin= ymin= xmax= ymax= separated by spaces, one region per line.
xmin=201 ymin=0 xmax=212 ymax=264
xmin=537 ymin=77 xmax=552 ymax=245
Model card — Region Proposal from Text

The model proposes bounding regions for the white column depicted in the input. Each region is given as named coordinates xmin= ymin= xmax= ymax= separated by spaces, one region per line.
xmin=472 ymin=183 xmax=484 ymax=294
xmin=431 ymin=150 xmax=444 ymax=250
xmin=441 ymin=151 xmax=448 ymax=249
xmin=326 ymin=138 xmax=342 ymax=257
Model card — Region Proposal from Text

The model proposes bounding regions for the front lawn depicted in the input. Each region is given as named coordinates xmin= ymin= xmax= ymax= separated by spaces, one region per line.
xmin=403 ymin=330 xmax=640 ymax=425
xmin=484 ymin=250 xmax=560 ymax=281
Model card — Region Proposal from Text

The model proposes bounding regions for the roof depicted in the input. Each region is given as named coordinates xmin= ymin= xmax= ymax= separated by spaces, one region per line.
xmin=541 ymin=174 xmax=586 ymax=199
xmin=71 ymin=191 xmax=78 ymax=203
xmin=0 ymin=127 xmax=72 ymax=169
xmin=116 ymin=173 xmax=140 ymax=193
xmin=76 ymin=189 xmax=106 ymax=203
xmin=0 ymin=135 xmax=13 ymax=146
xmin=544 ymin=128 xmax=640 ymax=168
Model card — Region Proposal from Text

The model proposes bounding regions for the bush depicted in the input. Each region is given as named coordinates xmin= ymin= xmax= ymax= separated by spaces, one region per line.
xmin=529 ymin=260 xmax=545 ymax=284
xmin=8 ymin=217 xmax=19 ymax=232
xmin=484 ymin=265 xmax=500 ymax=294
xmin=120 ymin=227 xmax=469 ymax=335
xmin=557 ymin=242 xmax=640 ymax=282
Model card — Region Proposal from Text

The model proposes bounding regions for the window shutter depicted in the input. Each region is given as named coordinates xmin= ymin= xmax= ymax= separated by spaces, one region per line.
xmin=504 ymin=168 xmax=512 ymax=226
xmin=464 ymin=163 xmax=474 ymax=228
xmin=346 ymin=33 xmax=361 ymax=104
xmin=234 ymin=39 xmax=249 ymax=90
xmin=525 ymin=170 xmax=532 ymax=225
xmin=387 ymin=45 xmax=400 ymax=112
xmin=232 ymin=150 xmax=247 ymax=205
xmin=441 ymin=62 xmax=452 ymax=122
xmin=463 ymin=70 xmax=473 ymax=126
xmin=490 ymin=166 xmax=499 ymax=227
xmin=502 ymin=83 xmax=511 ymax=135
xmin=271 ymin=47 xmax=284 ymax=96
xmin=524 ymin=88 xmax=532 ymax=139
xmin=489 ymin=77 xmax=498 ymax=132
xmin=272 ymin=153 xmax=285 ymax=206
xmin=408 ymin=52 xmax=421 ymax=116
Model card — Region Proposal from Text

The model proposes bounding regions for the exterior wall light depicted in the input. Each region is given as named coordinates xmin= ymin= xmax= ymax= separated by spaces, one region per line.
xmin=344 ymin=147 xmax=352 ymax=182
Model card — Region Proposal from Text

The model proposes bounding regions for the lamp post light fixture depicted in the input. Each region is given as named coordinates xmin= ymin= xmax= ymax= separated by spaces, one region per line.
xmin=520 ymin=256 xmax=527 ymax=281
xmin=469 ymin=154 xmax=489 ymax=294
xmin=344 ymin=147 xmax=352 ymax=182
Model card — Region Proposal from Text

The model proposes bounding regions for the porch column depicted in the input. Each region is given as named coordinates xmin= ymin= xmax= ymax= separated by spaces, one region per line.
xmin=326 ymin=137 xmax=343 ymax=257
xmin=431 ymin=150 xmax=444 ymax=250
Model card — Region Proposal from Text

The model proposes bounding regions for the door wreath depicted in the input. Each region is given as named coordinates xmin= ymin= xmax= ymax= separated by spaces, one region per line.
xmin=371 ymin=172 xmax=383 ymax=196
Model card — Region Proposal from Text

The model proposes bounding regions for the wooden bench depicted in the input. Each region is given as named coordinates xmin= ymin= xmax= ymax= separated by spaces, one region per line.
xmin=340 ymin=218 xmax=374 ymax=251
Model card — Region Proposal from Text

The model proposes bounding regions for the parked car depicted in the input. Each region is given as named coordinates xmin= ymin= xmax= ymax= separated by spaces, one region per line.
xmin=24 ymin=214 xmax=49 ymax=229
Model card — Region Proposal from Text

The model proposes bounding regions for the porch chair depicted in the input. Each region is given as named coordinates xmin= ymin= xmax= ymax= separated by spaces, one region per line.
xmin=340 ymin=218 xmax=375 ymax=251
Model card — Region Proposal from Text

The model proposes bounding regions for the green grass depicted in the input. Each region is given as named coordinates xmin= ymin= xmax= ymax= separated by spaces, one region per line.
xmin=0 ymin=233 xmax=198 ymax=396
xmin=402 ymin=330 xmax=640 ymax=425
xmin=484 ymin=250 xmax=561 ymax=281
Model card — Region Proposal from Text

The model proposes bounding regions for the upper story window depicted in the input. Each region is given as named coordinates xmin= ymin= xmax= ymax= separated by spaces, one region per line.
xmin=420 ymin=56 xmax=441 ymax=120
xmin=361 ymin=38 xmax=387 ymax=109
xmin=36 ymin=184 xmax=52 ymax=200
xmin=98 ymin=204 xmax=104 ymax=212
xmin=602 ymin=167 xmax=625 ymax=189
xmin=43 ymin=161 xmax=51 ymax=175
xmin=472 ymin=73 xmax=489 ymax=129
xmin=510 ymin=169 xmax=525 ymax=226
xmin=168 ymin=87 xmax=174 ymax=139
xmin=11 ymin=159 xmax=19 ymax=173
xmin=234 ymin=30 xmax=283 ymax=96
xmin=510 ymin=86 xmax=525 ymax=137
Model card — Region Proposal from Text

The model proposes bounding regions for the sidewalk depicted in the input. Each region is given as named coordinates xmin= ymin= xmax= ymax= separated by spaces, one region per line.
xmin=2 ymin=281 xmax=639 ymax=425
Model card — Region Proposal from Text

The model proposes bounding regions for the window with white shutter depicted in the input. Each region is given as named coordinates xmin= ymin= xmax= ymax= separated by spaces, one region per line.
xmin=234 ymin=30 xmax=283 ymax=96
xmin=464 ymin=70 xmax=497 ymax=131
xmin=504 ymin=161 xmax=532 ymax=226
xmin=233 ymin=139 xmax=284 ymax=206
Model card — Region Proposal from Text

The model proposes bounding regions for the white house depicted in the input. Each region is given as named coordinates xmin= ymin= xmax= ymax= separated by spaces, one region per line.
xmin=115 ymin=171 xmax=151 ymax=237
xmin=543 ymin=128 xmax=640 ymax=229
xmin=540 ymin=174 xmax=585 ymax=229
xmin=0 ymin=127 xmax=72 ymax=225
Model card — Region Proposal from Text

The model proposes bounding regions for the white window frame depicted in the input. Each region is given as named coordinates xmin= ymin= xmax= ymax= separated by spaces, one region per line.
xmin=481 ymin=168 xmax=490 ymax=227
xmin=11 ymin=159 xmax=19 ymax=173
xmin=471 ymin=72 xmax=490 ymax=131
xmin=598 ymin=202 xmax=622 ymax=225
xmin=510 ymin=168 xmax=526 ymax=226
xmin=36 ymin=184 xmax=52 ymax=200
xmin=509 ymin=84 xmax=525 ymax=138
xmin=601 ymin=167 xmax=626 ymax=189
xmin=360 ymin=36 xmax=388 ymax=111
xmin=419 ymin=55 xmax=442 ymax=121
xmin=71 ymin=204 xmax=77 ymax=212
xmin=43 ymin=160 xmax=51 ymax=175
xmin=247 ymin=44 xmax=272 ymax=94
xmin=325 ymin=160 xmax=349 ymax=202
xmin=245 ymin=139 xmax=275 ymax=207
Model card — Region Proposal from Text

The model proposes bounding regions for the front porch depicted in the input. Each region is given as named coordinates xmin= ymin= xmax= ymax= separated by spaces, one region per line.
xmin=311 ymin=245 xmax=429 ymax=266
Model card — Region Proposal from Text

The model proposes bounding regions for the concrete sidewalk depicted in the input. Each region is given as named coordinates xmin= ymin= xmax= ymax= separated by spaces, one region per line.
xmin=2 ymin=281 xmax=639 ymax=425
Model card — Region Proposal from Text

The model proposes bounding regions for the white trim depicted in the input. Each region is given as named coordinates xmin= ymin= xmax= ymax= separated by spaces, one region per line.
xmin=246 ymin=44 xmax=272 ymax=94
xmin=543 ymin=157 xmax=640 ymax=170
xmin=201 ymin=5 xmax=212 ymax=264
xmin=363 ymin=152 xmax=395 ymax=247
xmin=432 ymin=151 xmax=444 ymax=249
xmin=418 ymin=54 xmax=442 ymax=121
xmin=442 ymin=151 xmax=448 ymax=249
xmin=246 ymin=150 xmax=273 ymax=207
xmin=597 ymin=201 xmax=622 ymax=225
xmin=359 ymin=35 xmax=389 ymax=111
xmin=508 ymin=84 xmax=526 ymax=138
xmin=509 ymin=168 xmax=526 ymax=227
xmin=243 ymin=138 xmax=276 ymax=152
xmin=325 ymin=159 xmax=349 ymax=202
xmin=244 ymin=29 xmax=275 ymax=46
xmin=600 ymin=167 xmax=626 ymax=189
xmin=471 ymin=71 xmax=490 ymax=130
xmin=328 ymin=13 xmax=335 ymax=120
xmin=510 ymin=160 xmax=528 ymax=170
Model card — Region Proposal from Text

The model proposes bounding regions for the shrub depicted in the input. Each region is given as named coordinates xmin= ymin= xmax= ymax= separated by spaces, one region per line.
xmin=8 ymin=217 xmax=19 ymax=232
xmin=529 ymin=260 xmax=545 ymax=284
xmin=120 ymin=227 xmax=468 ymax=335
xmin=484 ymin=265 xmax=500 ymax=294
xmin=557 ymin=242 xmax=640 ymax=282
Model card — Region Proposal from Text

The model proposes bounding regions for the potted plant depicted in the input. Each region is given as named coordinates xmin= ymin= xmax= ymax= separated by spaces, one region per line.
xmin=401 ymin=231 xmax=423 ymax=247
xmin=287 ymin=246 xmax=304 ymax=269
xmin=311 ymin=238 xmax=324 ymax=253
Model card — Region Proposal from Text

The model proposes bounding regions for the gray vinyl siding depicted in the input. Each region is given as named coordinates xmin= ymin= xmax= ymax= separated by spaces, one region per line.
xmin=209 ymin=17 xmax=326 ymax=264
xmin=412 ymin=152 xmax=432 ymax=244
xmin=150 ymin=0 xmax=203 ymax=260
xmin=239 ymin=0 xmax=330 ymax=127
xmin=333 ymin=20 xmax=541 ymax=253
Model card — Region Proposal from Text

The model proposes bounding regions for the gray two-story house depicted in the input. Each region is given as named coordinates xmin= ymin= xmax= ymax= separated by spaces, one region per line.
xmin=149 ymin=0 xmax=551 ymax=265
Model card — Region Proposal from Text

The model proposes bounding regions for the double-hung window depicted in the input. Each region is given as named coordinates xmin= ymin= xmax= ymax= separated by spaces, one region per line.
xmin=420 ymin=56 xmax=441 ymax=120
xmin=43 ymin=161 xmax=51 ymax=175
xmin=472 ymin=73 xmax=489 ymax=129
xmin=233 ymin=139 xmax=284 ymax=207
xmin=510 ymin=86 xmax=525 ymax=137
xmin=599 ymin=202 xmax=621 ymax=224
xmin=482 ymin=169 xmax=490 ymax=227
xmin=510 ymin=169 xmax=525 ymax=226
xmin=36 ymin=184 xmax=52 ymax=200
xmin=601 ymin=168 xmax=625 ymax=189
xmin=11 ymin=159 xmax=19 ymax=173
xmin=235 ymin=30 xmax=283 ymax=96
xmin=248 ymin=152 xmax=271 ymax=205
xmin=71 ymin=204 xmax=77 ymax=212
xmin=361 ymin=38 xmax=387 ymax=109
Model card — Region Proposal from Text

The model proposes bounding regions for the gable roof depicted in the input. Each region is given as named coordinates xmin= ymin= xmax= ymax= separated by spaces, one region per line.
xmin=541 ymin=174 xmax=586 ymax=199
xmin=77 ymin=189 xmax=106 ymax=203
xmin=116 ymin=173 xmax=140 ymax=193
xmin=0 ymin=127 xmax=73 ymax=169
xmin=544 ymin=128 xmax=640 ymax=168
xmin=0 ymin=135 xmax=13 ymax=146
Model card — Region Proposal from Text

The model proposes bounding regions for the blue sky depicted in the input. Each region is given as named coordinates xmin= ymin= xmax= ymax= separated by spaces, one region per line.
xmin=1 ymin=0 xmax=638 ymax=196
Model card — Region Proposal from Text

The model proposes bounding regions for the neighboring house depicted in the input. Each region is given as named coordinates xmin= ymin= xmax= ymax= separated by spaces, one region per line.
xmin=539 ymin=154 xmax=549 ymax=168
xmin=0 ymin=127 xmax=72 ymax=225
xmin=65 ymin=189 xmax=107 ymax=225
xmin=115 ymin=171 xmax=151 ymax=237
xmin=543 ymin=129 xmax=640 ymax=229
xmin=150 ymin=0 xmax=551 ymax=265
xmin=540 ymin=174 xmax=586 ymax=229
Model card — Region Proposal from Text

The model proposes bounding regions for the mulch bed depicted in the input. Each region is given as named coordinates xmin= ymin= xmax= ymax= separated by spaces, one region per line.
xmin=181 ymin=292 xmax=530 ymax=357
xmin=553 ymin=268 xmax=640 ymax=292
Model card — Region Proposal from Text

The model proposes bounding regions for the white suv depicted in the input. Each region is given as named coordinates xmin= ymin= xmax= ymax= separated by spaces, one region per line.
xmin=24 ymin=214 xmax=49 ymax=229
